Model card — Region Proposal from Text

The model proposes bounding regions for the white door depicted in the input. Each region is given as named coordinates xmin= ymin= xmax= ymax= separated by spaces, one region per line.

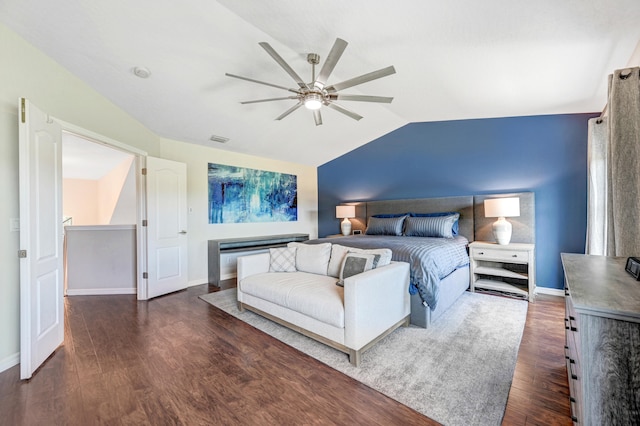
xmin=146 ymin=156 xmax=188 ymax=298
xmin=18 ymin=98 xmax=64 ymax=379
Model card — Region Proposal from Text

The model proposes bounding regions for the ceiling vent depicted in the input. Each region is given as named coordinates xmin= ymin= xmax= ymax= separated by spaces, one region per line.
xmin=209 ymin=135 xmax=230 ymax=144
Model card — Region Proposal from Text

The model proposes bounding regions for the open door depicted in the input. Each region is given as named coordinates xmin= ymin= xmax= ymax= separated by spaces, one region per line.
xmin=18 ymin=98 xmax=64 ymax=379
xmin=145 ymin=156 xmax=188 ymax=298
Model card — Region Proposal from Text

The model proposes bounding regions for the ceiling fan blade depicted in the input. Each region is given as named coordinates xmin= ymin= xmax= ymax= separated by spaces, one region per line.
xmin=326 ymin=66 xmax=396 ymax=93
xmin=275 ymin=102 xmax=304 ymax=120
xmin=241 ymin=96 xmax=299 ymax=104
xmin=314 ymin=38 xmax=348 ymax=90
xmin=326 ymin=102 xmax=363 ymax=121
xmin=225 ymin=73 xmax=298 ymax=93
xmin=313 ymin=109 xmax=323 ymax=126
xmin=259 ymin=42 xmax=307 ymax=89
xmin=329 ymin=94 xmax=393 ymax=103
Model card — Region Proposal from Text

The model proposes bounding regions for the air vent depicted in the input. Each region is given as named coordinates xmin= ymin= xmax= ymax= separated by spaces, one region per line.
xmin=209 ymin=135 xmax=230 ymax=144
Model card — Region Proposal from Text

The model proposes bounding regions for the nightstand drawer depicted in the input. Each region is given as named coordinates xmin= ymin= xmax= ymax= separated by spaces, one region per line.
xmin=471 ymin=248 xmax=529 ymax=262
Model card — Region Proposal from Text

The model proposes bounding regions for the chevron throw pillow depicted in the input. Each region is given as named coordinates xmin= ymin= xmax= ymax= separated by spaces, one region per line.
xmin=269 ymin=247 xmax=297 ymax=272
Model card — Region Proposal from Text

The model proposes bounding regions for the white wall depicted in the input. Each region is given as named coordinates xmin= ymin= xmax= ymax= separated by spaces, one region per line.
xmin=98 ymin=157 xmax=135 ymax=224
xmin=63 ymin=179 xmax=100 ymax=225
xmin=159 ymin=137 xmax=318 ymax=285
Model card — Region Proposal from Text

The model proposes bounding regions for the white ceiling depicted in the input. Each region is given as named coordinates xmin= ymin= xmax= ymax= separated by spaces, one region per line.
xmin=3 ymin=0 xmax=640 ymax=167
xmin=62 ymin=132 xmax=133 ymax=180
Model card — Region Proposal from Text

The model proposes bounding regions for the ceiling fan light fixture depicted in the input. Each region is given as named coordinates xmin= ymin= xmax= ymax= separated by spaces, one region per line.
xmin=304 ymin=93 xmax=323 ymax=110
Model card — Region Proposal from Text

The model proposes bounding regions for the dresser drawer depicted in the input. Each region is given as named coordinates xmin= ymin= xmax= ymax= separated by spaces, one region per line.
xmin=470 ymin=248 xmax=529 ymax=263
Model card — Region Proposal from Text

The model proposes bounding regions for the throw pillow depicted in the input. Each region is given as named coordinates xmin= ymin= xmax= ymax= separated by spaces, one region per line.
xmin=336 ymin=253 xmax=379 ymax=287
xmin=404 ymin=213 xmax=460 ymax=238
xmin=346 ymin=247 xmax=392 ymax=267
xmin=287 ymin=242 xmax=332 ymax=275
xmin=327 ymin=244 xmax=351 ymax=278
xmin=269 ymin=247 xmax=297 ymax=272
xmin=365 ymin=215 xmax=406 ymax=236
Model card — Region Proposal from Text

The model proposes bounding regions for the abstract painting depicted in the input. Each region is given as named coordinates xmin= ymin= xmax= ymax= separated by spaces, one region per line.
xmin=208 ymin=163 xmax=297 ymax=224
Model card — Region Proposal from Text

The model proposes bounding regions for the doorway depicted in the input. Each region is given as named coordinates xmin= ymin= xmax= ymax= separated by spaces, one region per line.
xmin=62 ymin=131 xmax=139 ymax=296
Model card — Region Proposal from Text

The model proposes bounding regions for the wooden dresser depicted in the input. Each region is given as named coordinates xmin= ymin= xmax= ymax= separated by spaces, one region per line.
xmin=561 ymin=253 xmax=640 ymax=425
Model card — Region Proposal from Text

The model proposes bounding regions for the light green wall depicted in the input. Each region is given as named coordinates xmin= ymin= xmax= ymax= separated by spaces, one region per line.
xmin=160 ymin=137 xmax=318 ymax=284
xmin=0 ymin=24 xmax=319 ymax=370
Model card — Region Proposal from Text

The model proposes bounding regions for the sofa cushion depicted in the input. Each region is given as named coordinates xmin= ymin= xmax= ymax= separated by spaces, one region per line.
xmin=346 ymin=247 xmax=392 ymax=267
xmin=269 ymin=247 xmax=297 ymax=272
xmin=240 ymin=272 xmax=344 ymax=328
xmin=336 ymin=253 xmax=378 ymax=287
xmin=288 ymin=242 xmax=331 ymax=275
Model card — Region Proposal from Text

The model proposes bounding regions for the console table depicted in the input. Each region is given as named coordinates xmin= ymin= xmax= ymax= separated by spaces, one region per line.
xmin=208 ymin=233 xmax=309 ymax=286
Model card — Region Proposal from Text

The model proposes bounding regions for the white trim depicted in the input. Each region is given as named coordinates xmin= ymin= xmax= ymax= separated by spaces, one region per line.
xmin=65 ymin=225 xmax=136 ymax=231
xmin=66 ymin=288 xmax=137 ymax=296
xmin=55 ymin=120 xmax=149 ymax=301
xmin=536 ymin=287 xmax=565 ymax=297
xmin=0 ymin=352 xmax=20 ymax=373
xmin=221 ymin=273 xmax=237 ymax=281
xmin=188 ymin=279 xmax=208 ymax=287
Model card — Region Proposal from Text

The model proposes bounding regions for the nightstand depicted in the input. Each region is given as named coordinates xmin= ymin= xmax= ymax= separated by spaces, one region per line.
xmin=469 ymin=241 xmax=535 ymax=302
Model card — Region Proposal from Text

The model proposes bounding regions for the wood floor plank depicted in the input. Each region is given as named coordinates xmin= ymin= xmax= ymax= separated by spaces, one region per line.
xmin=0 ymin=284 xmax=571 ymax=425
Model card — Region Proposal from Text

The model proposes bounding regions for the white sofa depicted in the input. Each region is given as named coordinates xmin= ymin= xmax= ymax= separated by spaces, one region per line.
xmin=237 ymin=243 xmax=410 ymax=366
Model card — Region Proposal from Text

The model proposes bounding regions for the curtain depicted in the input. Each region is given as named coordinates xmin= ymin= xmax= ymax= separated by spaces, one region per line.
xmin=586 ymin=117 xmax=608 ymax=255
xmin=588 ymin=67 xmax=640 ymax=256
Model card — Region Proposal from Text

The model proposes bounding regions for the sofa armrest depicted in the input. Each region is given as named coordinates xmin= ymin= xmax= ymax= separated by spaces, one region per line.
xmin=237 ymin=252 xmax=270 ymax=281
xmin=343 ymin=261 xmax=411 ymax=350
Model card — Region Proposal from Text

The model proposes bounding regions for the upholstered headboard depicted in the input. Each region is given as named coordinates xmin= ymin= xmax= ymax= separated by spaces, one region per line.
xmin=345 ymin=192 xmax=535 ymax=244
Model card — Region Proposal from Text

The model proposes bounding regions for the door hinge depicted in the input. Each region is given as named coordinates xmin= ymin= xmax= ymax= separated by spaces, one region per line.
xmin=21 ymin=98 xmax=26 ymax=123
xmin=18 ymin=250 xmax=27 ymax=259
xmin=142 ymin=220 xmax=148 ymax=227
xmin=141 ymin=168 xmax=147 ymax=175
xmin=143 ymin=272 xmax=148 ymax=279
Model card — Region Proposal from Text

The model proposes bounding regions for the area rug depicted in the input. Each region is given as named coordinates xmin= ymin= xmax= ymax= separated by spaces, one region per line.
xmin=200 ymin=289 xmax=527 ymax=426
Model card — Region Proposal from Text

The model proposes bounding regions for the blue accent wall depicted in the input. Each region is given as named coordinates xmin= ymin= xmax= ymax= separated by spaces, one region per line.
xmin=317 ymin=113 xmax=598 ymax=290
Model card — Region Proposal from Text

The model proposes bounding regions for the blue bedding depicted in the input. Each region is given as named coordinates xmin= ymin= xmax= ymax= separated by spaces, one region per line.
xmin=308 ymin=235 xmax=469 ymax=310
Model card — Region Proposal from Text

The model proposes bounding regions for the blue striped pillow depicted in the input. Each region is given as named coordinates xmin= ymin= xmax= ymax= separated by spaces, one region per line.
xmin=365 ymin=215 xmax=406 ymax=236
xmin=404 ymin=213 xmax=460 ymax=238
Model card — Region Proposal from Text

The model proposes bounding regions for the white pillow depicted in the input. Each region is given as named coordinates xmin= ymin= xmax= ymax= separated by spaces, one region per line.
xmin=336 ymin=253 xmax=377 ymax=287
xmin=327 ymin=244 xmax=351 ymax=278
xmin=269 ymin=247 xmax=297 ymax=272
xmin=287 ymin=242 xmax=332 ymax=275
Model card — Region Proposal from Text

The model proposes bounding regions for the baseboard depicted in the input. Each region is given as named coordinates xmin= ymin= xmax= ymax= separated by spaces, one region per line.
xmin=0 ymin=352 xmax=19 ymax=373
xmin=221 ymin=273 xmax=237 ymax=281
xmin=535 ymin=287 xmax=564 ymax=297
xmin=66 ymin=288 xmax=137 ymax=296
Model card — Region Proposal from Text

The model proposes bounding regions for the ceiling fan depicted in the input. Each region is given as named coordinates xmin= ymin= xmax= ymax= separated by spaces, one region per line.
xmin=225 ymin=38 xmax=396 ymax=126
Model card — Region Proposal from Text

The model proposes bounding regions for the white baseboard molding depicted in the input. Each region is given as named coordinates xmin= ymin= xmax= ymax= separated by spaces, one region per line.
xmin=0 ymin=352 xmax=19 ymax=373
xmin=66 ymin=288 xmax=137 ymax=296
xmin=188 ymin=275 xmax=236 ymax=288
xmin=221 ymin=273 xmax=237 ymax=281
xmin=536 ymin=287 xmax=565 ymax=297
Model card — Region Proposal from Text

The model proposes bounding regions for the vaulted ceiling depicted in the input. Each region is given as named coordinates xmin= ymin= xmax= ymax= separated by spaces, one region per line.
xmin=2 ymin=1 xmax=640 ymax=166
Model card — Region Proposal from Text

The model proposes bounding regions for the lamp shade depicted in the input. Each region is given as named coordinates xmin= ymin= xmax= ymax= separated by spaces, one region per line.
xmin=336 ymin=205 xmax=356 ymax=219
xmin=484 ymin=197 xmax=520 ymax=218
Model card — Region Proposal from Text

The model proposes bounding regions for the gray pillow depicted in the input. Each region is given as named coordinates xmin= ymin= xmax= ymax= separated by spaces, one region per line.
xmin=403 ymin=213 xmax=460 ymax=238
xmin=336 ymin=253 xmax=380 ymax=287
xmin=365 ymin=215 xmax=406 ymax=236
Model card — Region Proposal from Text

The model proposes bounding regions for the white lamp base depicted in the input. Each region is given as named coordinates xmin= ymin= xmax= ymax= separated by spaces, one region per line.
xmin=492 ymin=217 xmax=512 ymax=245
xmin=341 ymin=218 xmax=352 ymax=236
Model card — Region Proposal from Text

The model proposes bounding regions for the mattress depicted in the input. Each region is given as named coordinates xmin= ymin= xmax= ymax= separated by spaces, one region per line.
xmin=308 ymin=235 xmax=469 ymax=310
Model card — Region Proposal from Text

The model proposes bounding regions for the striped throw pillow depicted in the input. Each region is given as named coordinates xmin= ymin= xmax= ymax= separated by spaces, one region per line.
xmin=403 ymin=213 xmax=460 ymax=238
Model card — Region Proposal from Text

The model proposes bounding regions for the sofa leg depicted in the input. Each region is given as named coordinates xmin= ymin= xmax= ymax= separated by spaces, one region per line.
xmin=237 ymin=302 xmax=244 ymax=312
xmin=348 ymin=349 xmax=361 ymax=367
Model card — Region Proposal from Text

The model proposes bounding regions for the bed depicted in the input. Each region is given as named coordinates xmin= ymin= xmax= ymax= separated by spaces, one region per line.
xmin=308 ymin=193 xmax=535 ymax=328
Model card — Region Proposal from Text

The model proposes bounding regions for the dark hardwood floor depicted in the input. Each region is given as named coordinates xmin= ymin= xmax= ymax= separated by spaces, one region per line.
xmin=0 ymin=282 xmax=571 ymax=425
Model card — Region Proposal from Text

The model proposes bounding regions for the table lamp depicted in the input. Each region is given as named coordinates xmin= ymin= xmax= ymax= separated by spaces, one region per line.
xmin=336 ymin=205 xmax=356 ymax=236
xmin=484 ymin=197 xmax=520 ymax=245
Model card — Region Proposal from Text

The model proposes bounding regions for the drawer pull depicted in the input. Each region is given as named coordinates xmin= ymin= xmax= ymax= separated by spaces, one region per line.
xmin=478 ymin=251 xmax=484 ymax=255
xmin=512 ymin=254 xmax=518 ymax=258
xmin=569 ymin=358 xmax=578 ymax=380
